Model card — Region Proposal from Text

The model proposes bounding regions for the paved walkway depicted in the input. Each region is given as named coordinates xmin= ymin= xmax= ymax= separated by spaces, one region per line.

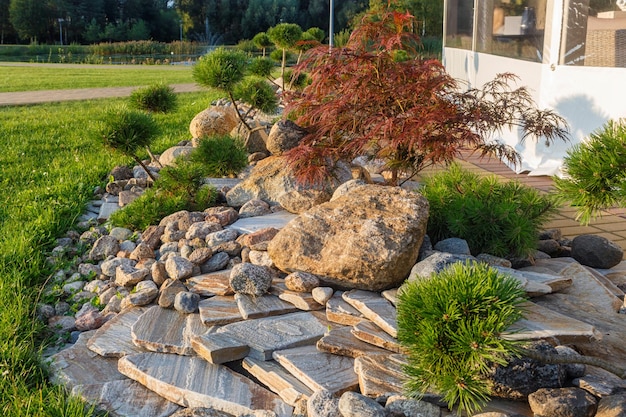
xmin=2 ymin=83 xmax=625 ymax=251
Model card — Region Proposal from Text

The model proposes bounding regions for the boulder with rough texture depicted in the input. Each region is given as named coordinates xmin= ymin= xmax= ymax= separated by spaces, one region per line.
xmin=189 ymin=106 xmax=239 ymax=139
xmin=433 ymin=237 xmax=472 ymax=255
xmin=338 ymin=392 xmax=386 ymax=417
xmin=89 ymin=236 xmax=120 ymax=261
xmin=285 ymin=272 xmax=320 ymax=293
xmin=596 ymin=393 xmax=626 ymax=417
xmin=307 ymin=390 xmax=340 ymax=417
xmin=571 ymin=234 xmax=623 ymax=269
xmin=268 ymin=185 xmax=429 ymax=291
xmin=408 ymin=251 xmax=476 ymax=281
xmin=225 ymin=156 xmax=351 ymax=210
xmin=266 ymin=120 xmax=308 ymax=155
xmin=528 ymin=387 xmax=597 ymax=417
xmin=229 ymin=262 xmax=272 ymax=296
xmin=488 ymin=341 xmax=567 ymax=400
xmin=159 ymin=146 xmax=194 ymax=167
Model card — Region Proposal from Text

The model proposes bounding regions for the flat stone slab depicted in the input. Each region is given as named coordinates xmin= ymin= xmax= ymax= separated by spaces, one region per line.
xmin=227 ymin=211 xmax=298 ymax=234
xmin=352 ymin=320 xmax=404 ymax=353
xmin=342 ymin=290 xmax=397 ymax=337
xmin=242 ymin=357 xmax=314 ymax=406
xmin=98 ymin=202 xmax=120 ymax=223
xmin=191 ymin=332 xmax=249 ymax=364
xmin=505 ymin=301 xmax=599 ymax=344
xmin=187 ymin=270 xmax=234 ymax=297
xmin=216 ymin=311 xmax=329 ymax=360
xmin=118 ymin=352 xmax=293 ymax=417
xmin=235 ymin=293 xmax=298 ymax=319
xmin=272 ymin=345 xmax=358 ymax=394
xmin=87 ymin=307 xmax=148 ymax=358
xmin=353 ymin=354 xmax=407 ymax=397
xmin=198 ymin=296 xmax=243 ymax=326
xmin=325 ymin=292 xmax=365 ymax=326
xmin=204 ymin=178 xmax=242 ymax=189
xmin=72 ymin=379 xmax=181 ymax=417
xmin=316 ymin=326 xmax=390 ymax=358
xmin=49 ymin=331 xmax=125 ymax=389
xmin=496 ymin=266 xmax=571 ymax=295
xmin=270 ymin=281 xmax=325 ymax=311
xmin=381 ymin=288 xmax=399 ymax=306
xmin=131 ymin=306 xmax=207 ymax=355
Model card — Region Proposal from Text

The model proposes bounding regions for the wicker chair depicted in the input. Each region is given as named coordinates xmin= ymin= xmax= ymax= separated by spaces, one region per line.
xmin=585 ymin=16 xmax=626 ymax=67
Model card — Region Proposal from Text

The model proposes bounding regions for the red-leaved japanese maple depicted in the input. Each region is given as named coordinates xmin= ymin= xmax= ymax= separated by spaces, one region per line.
xmin=283 ymin=6 xmax=569 ymax=186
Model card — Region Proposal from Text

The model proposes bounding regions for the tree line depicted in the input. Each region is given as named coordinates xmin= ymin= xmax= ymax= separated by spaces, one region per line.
xmin=0 ymin=0 xmax=371 ymax=45
xmin=1 ymin=0 xmax=444 ymax=46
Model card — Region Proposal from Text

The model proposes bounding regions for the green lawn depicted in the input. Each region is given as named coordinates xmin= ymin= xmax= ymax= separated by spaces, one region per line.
xmin=0 ymin=89 xmax=221 ymax=415
xmin=0 ymin=64 xmax=195 ymax=92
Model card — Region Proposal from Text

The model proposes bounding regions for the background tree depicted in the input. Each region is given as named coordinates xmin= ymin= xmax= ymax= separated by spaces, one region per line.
xmin=9 ymin=0 xmax=52 ymax=43
xmin=267 ymin=22 xmax=302 ymax=85
xmin=252 ymin=31 xmax=272 ymax=57
xmin=283 ymin=6 xmax=568 ymax=186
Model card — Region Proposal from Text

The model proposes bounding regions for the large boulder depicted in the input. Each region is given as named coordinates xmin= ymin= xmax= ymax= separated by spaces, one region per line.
xmin=571 ymin=234 xmax=623 ymax=269
xmin=159 ymin=146 xmax=194 ymax=167
xmin=267 ymin=184 xmax=429 ymax=291
xmin=231 ymin=120 xmax=271 ymax=154
xmin=189 ymin=106 xmax=239 ymax=139
xmin=225 ymin=155 xmax=352 ymax=212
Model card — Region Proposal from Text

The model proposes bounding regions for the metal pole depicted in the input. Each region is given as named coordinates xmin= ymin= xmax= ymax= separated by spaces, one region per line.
xmin=58 ymin=19 xmax=63 ymax=45
xmin=329 ymin=0 xmax=334 ymax=51
xmin=179 ymin=20 xmax=183 ymax=42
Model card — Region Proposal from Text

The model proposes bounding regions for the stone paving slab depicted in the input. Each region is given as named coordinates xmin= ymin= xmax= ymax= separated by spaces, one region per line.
xmin=215 ymin=311 xmax=329 ymax=360
xmin=87 ymin=307 xmax=148 ymax=358
xmin=270 ymin=281 xmax=325 ymax=311
xmin=353 ymin=354 xmax=407 ymax=398
xmin=187 ymin=271 xmax=234 ymax=297
xmin=49 ymin=331 xmax=125 ymax=389
xmin=352 ymin=320 xmax=404 ymax=353
xmin=227 ymin=211 xmax=298 ymax=234
xmin=325 ymin=292 xmax=365 ymax=326
xmin=198 ymin=295 xmax=243 ymax=326
xmin=118 ymin=352 xmax=293 ymax=417
xmin=342 ymin=290 xmax=397 ymax=337
xmin=191 ymin=332 xmax=250 ymax=364
xmin=272 ymin=345 xmax=358 ymax=395
xmin=235 ymin=293 xmax=298 ymax=320
xmin=316 ymin=326 xmax=390 ymax=358
xmin=72 ymin=379 xmax=181 ymax=417
xmin=242 ymin=357 xmax=314 ymax=406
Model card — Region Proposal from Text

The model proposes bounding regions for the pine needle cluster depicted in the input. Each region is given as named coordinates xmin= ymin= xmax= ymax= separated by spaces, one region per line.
xmin=397 ymin=262 xmax=526 ymax=415
xmin=553 ymin=118 xmax=626 ymax=225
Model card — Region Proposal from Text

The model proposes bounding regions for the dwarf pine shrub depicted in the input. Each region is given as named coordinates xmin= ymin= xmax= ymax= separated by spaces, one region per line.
xmin=553 ymin=118 xmax=626 ymax=225
xmin=421 ymin=163 xmax=559 ymax=258
xmin=129 ymin=83 xmax=177 ymax=113
xmin=189 ymin=134 xmax=248 ymax=178
xmin=397 ymin=261 xmax=526 ymax=415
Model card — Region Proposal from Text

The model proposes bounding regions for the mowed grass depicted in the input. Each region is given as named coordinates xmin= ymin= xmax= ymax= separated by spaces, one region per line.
xmin=0 ymin=64 xmax=195 ymax=92
xmin=0 ymin=89 xmax=221 ymax=415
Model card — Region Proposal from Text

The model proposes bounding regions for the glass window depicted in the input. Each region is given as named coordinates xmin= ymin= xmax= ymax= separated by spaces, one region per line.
xmin=476 ymin=0 xmax=547 ymax=62
xmin=445 ymin=0 xmax=475 ymax=50
xmin=561 ymin=0 xmax=626 ymax=67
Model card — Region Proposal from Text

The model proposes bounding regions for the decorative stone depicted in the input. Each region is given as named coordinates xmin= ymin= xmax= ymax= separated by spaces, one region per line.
xmin=118 ymin=353 xmax=293 ymax=417
xmin=115 ymin=263 xmax=149 ymax=287
xmin=102 ymin=257 xmax=136 ymax=278
xmin=126 ymin=280 xmax=159 ymax=306
xmin=158 ymin=279 xmax=188 ymax=308
xmin=433 ymin=237 xmax=472 ymax=255
xmin=353 ymin=354 xmax=407 ymax=398
xmin=596 ymin=393 xmax=626 ymax=417
xmin=235 ymin=293 xmax=298 ymax=320
xmin=342 ymin=290 xmax=397 ymax=337
xmin=325 ymin=293 xmax=365 ymax=326
xmin=166 ymin=256 xmax=195 ymax=280
xmin=270 ymin=281 xmax=325 ymax=311
xmin=239 ymin=199 xmax=272 ymax=218
xmin=87 ymin=307 xmax=148 ymax=357
xmin=555 ymin=345 xmax=586 ymax=379
xmin=131 ymin=306 xmax=205 ymax=355
xmin=216 ymin=311 xmax=329 ymax=360
xmin=204 ymin=206 xmax=239 ymax=227
xmin=285 ymin=272 xmax=320 ymax=292
xmin=338 ymin=392 xmax=386 ymax=417
xmin=248 ymin=250 xmax=274 ymax=267
xmin=312 ymin=287 xmax=334 ymax=305
xmin=277 ymin=189 xmax=332 ymax=214
xmin=186 ymin=221 xmax=222 ymax=241
xmin=409 ymin=252 xmax=476 ymax=280
xmin=528 ymin=387 xmax=597 ymax=417
xmin=71 ymin=379 xmax=181 ymax=417
xmin=238 ymin=227 xmax=280 ymax=250
xmin=272 ymin=345 xmax=358 ymax=394
xmin=198 ymin=296 xmax=242 ymax=326
xmin=187 ymin=247 xmax=213 ymax=265
xmin=189 ymin=106 xmax=239 ymax=139
xmin=200 ymin=251 xmax=231 ymax=273
xmin=572 ymin=234 xmax=623 ymax=269
xmin=89 ymin=235 xmax=121 ymax=261
xmin=573 ymin=374 xmax=619 ymax=398
xmin=158 ymin=146 xmax=193 ymax=167
xmin=187 ymin=270 xmax=234 ymax=296
xmin=229 ymin=263 xmax=272 ymax=296
xmin=476 ymin=253 xmax=513 ymax=268
xmin=385 ymin=396 xmax=441 ymax=417
xmin=130 ymin=243 xmax=155 ymax=261
xmin=174 ymin=291 xmax=200 ymax=314
xmin=242 ymin=358 xmax=314 ymax=406
xmin=206 ymin=229 xmax=239 ymax=248
xmin=316 ymin=326 xmax=389 ymax=358
xmin=75 ymin=309 xmax=109 ymax=331
xmin=49 ymin=331 xmax=125 ymax=389
xmin=266 ymin=119 xmax=307 ymax=155
xmin=352 ymin=320 xmax=403 ymax=353
xmin=141 ymin=225 xmax=165 ymax=249
xmin=191 ymin=332 xmax=250 ymax=364
xmin=307 ymin=389 xmax=340 ymax=417
xmin=268 ymin=185 xmax=429 ymax=291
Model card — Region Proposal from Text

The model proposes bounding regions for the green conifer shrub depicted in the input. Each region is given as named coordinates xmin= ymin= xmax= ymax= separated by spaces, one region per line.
xmin=397 ymin=261 xmax=526 ymax=415
xmin=553 ymin=118 xmax=626 ymax=225
xmin=129 ymin=83 xmax=178 ymax=113
xmin=421 ymin=163 xmax=558 ymax=258
xmin=233 ymin=76 xmax=278 ymax=114
xmin=189 ymin=134 xmax=248 ymax=178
